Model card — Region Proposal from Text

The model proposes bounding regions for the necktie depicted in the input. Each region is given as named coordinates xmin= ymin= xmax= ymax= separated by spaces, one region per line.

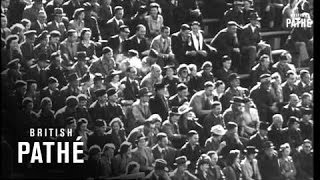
xmin=196 ymin=34 xmax=201 ymax=50
xmin=250 ymin=161 xmax=255 ymax=178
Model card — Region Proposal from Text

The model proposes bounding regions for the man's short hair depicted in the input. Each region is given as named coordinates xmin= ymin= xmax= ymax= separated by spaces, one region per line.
xmin=177 ymin=83 xmax=188 ymax=92
xmin=136 ymin=24 xmax=145 ymax=32
xmin=301 ymin=92 xmax=312 ymax=99
xmin=212 ymin=101 xmax=222 ymax=109
xmin=114 ymin=6 xmax=123 ymax=13
xmin=222 ymin=55 xmax=232 ymax=63
xmin=204 ymin=81 xmax=214 ymax=89
xmin=299 ymin=69 xmax=310 ymax=78
xmin=286 ymin=70 xmax=296 ymax=78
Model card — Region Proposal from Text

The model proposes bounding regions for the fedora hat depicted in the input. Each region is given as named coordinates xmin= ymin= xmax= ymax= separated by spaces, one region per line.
xmin=244 ymin=146 xmax=259 ymax=155
xmin=52 ymin=8 xmax=66 ymax=16
xmin=249 ymin=12 xmax=261 ymax=20
xmin=210 ymin=124 xmax=227 ymax=136
xmin=174 ymin=156 xmax=191 ymax=166
xmin=178 ymin=104 xmax=192 ymax=114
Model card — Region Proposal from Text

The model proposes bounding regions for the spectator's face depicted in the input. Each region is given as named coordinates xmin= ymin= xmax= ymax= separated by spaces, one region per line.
xmin=80 ymin=123 xmax=87 ymax=131
xmin=128 ymin=68 xmax=137 ymax=79
xmin=53 ymin=56 xmax=62 ymax=66
xmin=120 ymin=28 xmax=130 ymax=38
xmin=150 ymin=7 xmax=158 ymax=16
xmin=181 ymin=29 xmax=190 ymax=39
xmin=210 ymin=153 xmax=218 ymax=165
xmin=99 ymin=94 xmax=108 ymax=103
xmin=289 ymin=95 xmax=299 ymax=107
xmin=26 ymin=102 xmax=34 ymax=111
xmin=104 ymin=51 xmax=113 ymax=60
xmin=302 ymin=96 xmax=311 ymax=106
xmin=112 ymin=122 xmax=120 ymax=132
xmin=166 ymin=68 xmax=174 ymax=77
xmin=10 ymin=39 xmax=19 ymax=50
xmin=212 ymin=105 xmax=222 ymax=115
xmin=79 ymin=12 xmax=85 ymax=20
xmin=70 ymin=33 xmax=78 ymax=42
xmin=302 ymin=142 xmax=312 ymax=154
xmin=159 ymin=136 xmax=168 ymax=147
xmin=98 ymin=126 xmax=107 ymax=133
xmin=106 ymin=148 xmax=115 ymax=158
xmin=29 ymin=83 xmax=37 ymax=92
xmin=191 ymin=25 xmax=200 ymax=33
xmin=18 ymin=85 xmax=27 ymax=96
xmin=204 ymin=66 xmax=212 ymax=73
xmin=262 ymin=58 xmax=270 ymax=68
xmin=265 ymin=148 xmax=274 ymax=157
xmin=1 ymin=17 xmax=7 ymax=28
xmin=223 ymin=60 xmax=232 ymax=70
xmin=205 ymin=86 xmax=214 ymax=97
xmin=55 ymin=0 xmax=63 ymax=5
xmin=137 ymin=27 xmax=146 ymax=38
xmin=38 ymin=14 xmax=47 ymax=24
xmin=138 ymin=139 xmax=146 ymax=148
xmin=231 ymin=78 xmax=240 ymax=87
xmin=302 ymin=73 xmax=311 ymax=84
xmin=260 ymin=129 xmax=268 ymax=137
xmin=115 ymin=9 xmax=124 ymax=19
xmin=141 ymin=95 xmax=150 ymax=102
xmin=49 ymin=82 xmax=58 ymax=90
xmin=25 ymin=22 xmax=31 ymax=31
xmin=178 ymin=164 xmax=188 ymax=171
xmin=227 ymin=25 xmax=237 ymax=34
xmin=83 ymin=31 xmax=91 ymax=40
xmin=282 ymin=147 xmax=291 ymax=156
xmin=35 ymin=3 xmax=43 ymax=10
xmin=152 ymin=67 xmax=161 ymax=78
xmin=39 ymin=61 xmax=49 ymax=69
xmin=70 ymin=79 xmax=79 ymax=87
xmin=178 ymin=89 xmax=188 ymax=98
xmin=79 ymin=100 xmax=87 ymax=107
xmin=200 ymin=163 xmax=210 ymax=172
xmin=161 ymin=28 xmax=170 ymax=39
xmin=112 ymin=75 xmax=119 ymax=83
xmin=229 ymin=127 xmax=238 ymax=134
xmin=170 ymin=114 xmax=180 ymax=124
xmin=292 ymin=122 xmax=299 ymax=130
xmin=189 ymin=134 xmax=199 ymax=145
xmin=50 ymin=36 xmax=60 ymax=44
xmin=180 ymin=68 xmax=189 ymax=78
xmin=250 ymin=19 xmax=259 ymax=27
xmin=216 ymin=84 xmax=225 ymax=94
xmin=273 ymin=118 xmax=283 ymax=128
xmin=108 ymin=94 xmax=118 ymax=102
xmin=45 ymin=100 xmax=52 ymax=110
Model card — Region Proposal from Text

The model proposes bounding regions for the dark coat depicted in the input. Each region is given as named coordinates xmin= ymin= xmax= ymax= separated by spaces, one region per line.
xmin=107 ymin=35 xmax=122 ymax=55
xmin=152 ymin=144 xmax=177 ymax=171
xmin=87 ymin=132 xmax=109 ymax=150
xmin=104 ymin=102 xmax=125 ymax=125
xmin=62 ymin=0 xmax=81 ymax=20
xmin=105 ymin=129 xmax=126 ymax=151
xmin=89 ymin=101 xmax=109 ymax=122
xmin=168 ymin=94 xmax=188 ymax=108
xmin=45 ymin=63 xmax=68 ymax=88
xmin=248 ymin=132 xmax=268 ymax=153
xmin=281 ymin=104 xmax=301 ymax=127
xmin=124 ymin=35 xmax=148 ymax=57
xmin=281 ymin=81 xmax=299 ymax=103
xmin=282 ymin=128 xmax=303 ymax=149
xmin=149 ymin=94 xmax=169 ymax=121
xmin=268 ymin=124 xmax=285 ymax=150
xmin=250 ymin=63 xmax=271 ymax=86
xmin=171 ymin=31 xmax=190 ymax=64
xmin=84 ymin=16 xmax=101 ymax=42
xmin=120 ymin=76 xmax=139 ymax=101
xmin=162 ymin=76 xmax=180 ymax=97
xmin=223 ymin=8 xmax=244 ymax=26
xmin=296 ymin=81 xmax=313 ymax=97
xmin=20 ymin=41 xmax=35 ymax=66
xmin=214 ymin=68 xmax=232 ymax=85
xmin=77 ymin=41 xmax=96 ymax=59
xmin=180 ymin=142 xmax=202 ymax=174
xmin=47 ymin=20 xmax=66 ymax=38
xmin=258 ymin=153 xmax=284 ymax=180
xmin=54 ymin=106 xmax=77 ymax=127
xmin=203 ymin=113 xmax=225 ymax=138
xmin=60 ymin=84 xmax=81 ymax=101
xmin=25 ymin=64 xmax=48 ymax=89
xmin=239 ymin=23 xmax=261 ymax=47
xmin=103 ymin=17 xmax=124 ymax=40
xmin=30 ymin=21 xmax=47 ymax=35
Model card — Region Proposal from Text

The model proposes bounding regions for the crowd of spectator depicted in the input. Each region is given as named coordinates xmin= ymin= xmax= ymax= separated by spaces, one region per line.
xmin=1 ymin=0 xmax=313 ymax=179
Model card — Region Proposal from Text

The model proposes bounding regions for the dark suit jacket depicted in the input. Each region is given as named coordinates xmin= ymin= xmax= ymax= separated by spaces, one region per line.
xmin=281 ymin=104 xmax=301 ymax=127
xmin=84 ymin=16 xmax=101 ymax=41
xmin=152 ymin=144 xmax=177 ymax=170
xmin=45 ymin=0 xmax=63 ymax=22
xmin=250 ymin=63 xmax=271 ymax=86
xmin=104 ymin=17 xmax=124 ymax=40
xmin=239 ymin=23 xmax=261 ymax=47
xmin=87 ymin=132 xmax=109 ymax=149
xmin=20 ymin=41 xmax=35 ymax=67
xmin=168 ymin=94 xmax=188 ymax=108
xmin=210 ymin=28 xmax=239 ymax=56
xmin=45 ymin=63 xmax=68 ymax=88
xmin=124 ymin=35 xmax=148 ymax=57
xmin=107 ymin=35 xmax=123 ymax=55
xmin=248 ymin=132 xmax=268 ymax=152
xmin=281 ymin=81 xmax=298 ymax=103
xmin=296 ymin=81 xmax=312 ymax=97
xmin=180 ymin=142 xmax=202 ymax=173
xmin=40 ymin=87 xmax=61 ymax=111
xmin=258 ymin=154 xmax=283 ymax=180
xmin=171 ymin=31 xmax=189 ymax=63
xmin=89 ymin=101 xmax=109 ymax=122
xmin=149 ymin=94 xmax=169 ymax=121
xmin=214 ymin=68 xmax=232 ymax=85
xmin=105 ymin=129 xmax=126 ymax=151
xmin=120 ymin=76 xmax=139 ymax=101
xmin=104 ymin=102 xmax=125 ymax=124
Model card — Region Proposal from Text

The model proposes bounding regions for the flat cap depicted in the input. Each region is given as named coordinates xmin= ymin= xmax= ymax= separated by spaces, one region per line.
xmin=94 ymin=89 xmax=107 ymax=97
xmin=106 ymin=87 xmax=117 ymax=97
xmin=66 ymin=96 xmax=78 ymax=107
xmin=226 ymin=121 xmax=238 ymax=130
xmin=15 ymin=80 xmax=27 ymax=89
xmin=48 ymin=76 xmax=58 ymax=84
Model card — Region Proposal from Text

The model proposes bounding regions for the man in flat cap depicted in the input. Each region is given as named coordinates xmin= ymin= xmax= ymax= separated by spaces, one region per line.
xmin=250 ymin=54 xmax=271 ymax=86
xmin=103 ymin=6 xmax=124 ymax=40
xmin=54 ymin=95 xmax=79 ymax=127
xmin=223 ymin=96 xmax=246 ymax=134
xmin=6 ymin=80 xmax=27 ymax=111
xmin=294 ymin=139 xmax=313 ymax=180
xmin=22 ymin=0 xmax=46 ymax=24
xmin=220 ymin=122 xmax=244 ymax=159
xmin=145 ymin=159 xmax=170 ymax=179
xmin=60 ymin=73 xmax=81 ymax=103
xmin=299 ymin=107 xmax=313 ymax=141
xmin=83 ymin=2 xmax=101 ymax=41
xmin=281 ymin=93 xmax=301 ymax=127
xmin=124 ymin=24 xmax=149 ymax=58
xmin=248 ymin=121 xmax=270 ymax=155
xmin=45 ymin=0 xmax=64 ymax=22
xmin=30 ymin=10 xmax=47 ymax=35
xmin=149 ymin=82 xmax=169 ymax=120
xmin=89 ymin=89 xmax=109 ymax=122
xmin=40 ymin=76 xmax=61 ymax=111
xmin=152 ymin=132 xmax=178 ymax=171
xmin=24 ymin=53 xmax=49 ymax=89
xmin=62 ymin=0 xmax=81 ymax=20
xmin=171 ymin=24 xmax=191 ymax=64
xmin=105 ymin=87 xmax=125 ymax=124
xmin=180 ymin=130 xmax=202 ymax=174
xmin=120 ymin=66 xmax=139 ymax=105
xmin=71 ymin=51 xmax=89 ymax=78
xmin=60 ymin=29 xmax=78 ymax=69
xmin=87 ymin=119 xmax=109 ymax=150
xmin=89 ymin=46 xmax=116 ymax=77
xmin=45 ymin=51 xmax=68 ymax=89
xmin=20 ymin=30 xmax=37 ymax=70
xmin=220 ymin=73 xmax=249 ymax=110
xmin=48 ymin=30 xmax=61 ymax=55
xmin=281 ymin=70 xmax=299 ymax=103
xmin=210 ymin=21 xmax=241 ymax=72
xmin=250 ymin=73 xmax=277 ymax=123
xmin=47 ymin=8 xmax=66 ymax=38
xmin=198 ymin=61 xmax=214 ymax=89
xmin=107 ymin=25 xmax=130 ymax=57
xmin=168 ymin=83 xmax=189 ymax=108
xmin=33 ymin=30 xmax=50 ymax=59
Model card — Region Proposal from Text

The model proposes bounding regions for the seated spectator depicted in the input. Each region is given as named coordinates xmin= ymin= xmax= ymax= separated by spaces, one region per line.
xmin=111 ymin=141 xmax=133 ymax=176
xmin=45 ymin=0 xmax=64 ymax=23
xmin=47 ymin=30 xmax=61 ymax=57
xmin=222 ymin=149 xmax=242 ymax=180
xmin=105 ymin=117 xmax=126 ymax=151
xmin=293 ymin=139 xmax=313 ymax=180
xmin=33 ymin=30 xmax=50 ymax=59
xmin=89 ymin=46 xmax=116 ymax=76
xmin=131 ymin=134 xmax=155 ymax=173
xmin=89 ymin=73 xmax=106 ymax=101
xmin=77 ymin=28 xmax=97 ymax=61
xmin=271 ymin=51 xmax=296 ymax=82
xmin=168 ymin=83 xmax=188 ymax=108
xmin=282 ymin=116 xmax=303 ymax=151
xmin=239 ymin=12 xmax=272 ymax=74
xmin=214 ymin=56 xmax=233 ymax=84
xmin=83 ymin=2 xmax=101 ymax=41
xmin=120 ymin=66 xmax=140 ymax=105
xmin=129 ymin=5 xmax=148 ymax=37
xmin=76 ymin=94 xmax=92 ymax=124
xmin=207 ymin=151 xmax=225 ymax=180
xmin=107 ymin=25 xmax=130 ymax=61
xmin=240 ymin=146 xmax=262 ymax=180
xmin=152 ymin=132 xmax=177 ymax=171
xmin=124 ymin=24 xmax=149 ymax=58
xmin=22 ymin=0 xmax=46 ymax=24
xmin=162 ymin=65 xmax=179 ymax=97
xmin=250 ymin=54 xmax=271 ymax=86
xmin=171 ymin=24 xmax=191 ymax=64
xmin=47 ymin=8 xmax=66 ymax=39
xmin=297 ymin=92 xmax=313 ymax=110
xmin=149 ymin=82 xmax=169 ymax=120
xmin=105 ymin=70 xmax=123 ymax=92
xmin=220 ymin=73 xmax=249 ymax=110
xmin=220 ymin=122 xmax=244 ymax=160
xmin=212 ymin=80 xmax=226 ymax=101
xmin=195 ymin=154 xmax=214 ymax=180
xmin=131 ymin=87 xmax=152 ymax=127
xmin=54 ymin=95 xmax=78 ymax=127
xmin=74 ymin=118 xmax=90 ymax=152
xmin=203 ymin=101 xmax=225 ymax=138
xmin=197 ymin=61 xmax=214 ymax=90
xmin=140 ymin=63 xmax=162 ymax=93
xmin=100 ymin=143 xmax=116 ymax=177
xmin=178 ymin=105 xmax=204 ymax=140
xmin=97 ymin=0 xmax=113 ymax=26
xmin=169 ymin=156 xmax=198 ymax=180
xmin=62 ymin=0 xmax=81 ymax=21
xmin=204 ymin=125 xmax=227 ymax=154
xmin=296 ymin=69 xmax=312 ymax=97
xmin=1 ymin=14 xmax=11 ymax=40
xmin=71 ymin=51 xmax=89 ymax=78
xmin=299 ymin=107 xmax=313 ymax=141
xmin=102 ymin=6 xmax=124 ymax=40
xmin=145 ymin=3 xmax=163 ymax=38
xmin=37 ymin=97 xmax=55 ymax=128
xmin=104 ymin=88 xmax=125 ymax=124
xmin=279 ymin=143 xmax=297 ymax=180
xmin=223 ymin=96 xmax=246 ymax=128
xmin=268 ymin=114 xmax=285 ymax=150
xmin=60 ymin=29 xmax=78 ymax=69
xmin=40 ymin=76 xmax=62 ymax=111
xmin=84 ymin=145 xmax=105 ymax=179
xmin=25 ymin=53 xmax=49 ymax=90
xmin=242 ymin=97 xmax=260 ymax=137
xmin=243 ymin=0 xmax=255 ymax=25
xmin=248 ymin=121 xmax=269 ymax=155
xmin=270 ymin=72 xmax=284 ymax=107
xmin=20 ymin=30 xmax=36 ymax=71
xmin=87 ymin=119 xmax=108 ymax=149
xmin=30 ymin=10 xmax=47 ymax=35
xmin=281 ymin=94 xmax=301 ymax=127
xmin=25 ymin=79 xmax=41 ymax=111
